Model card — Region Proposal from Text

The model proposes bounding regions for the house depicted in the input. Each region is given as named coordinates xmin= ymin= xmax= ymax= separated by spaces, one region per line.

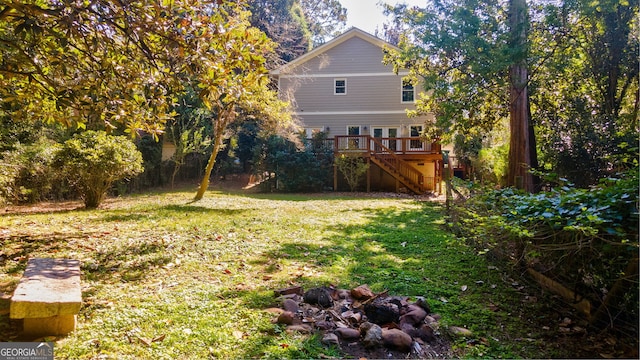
xmin=270 ymin=28 xmax=443 ymax=194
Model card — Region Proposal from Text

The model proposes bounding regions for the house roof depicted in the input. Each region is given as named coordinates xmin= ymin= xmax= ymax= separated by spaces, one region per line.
xmin=270 ymin=27 xmax=398 ymax=76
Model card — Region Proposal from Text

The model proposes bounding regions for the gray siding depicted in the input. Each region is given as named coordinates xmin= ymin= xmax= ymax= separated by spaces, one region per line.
xmin=290 ymin=37 xmax=392 ymax=74
xmin=276 ymin=32 xmax=426 ymax=135
xmin=296 ymin=113 xmax=428 ymax=137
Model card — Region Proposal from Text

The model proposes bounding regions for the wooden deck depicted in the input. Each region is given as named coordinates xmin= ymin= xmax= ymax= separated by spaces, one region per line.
xmin=331 ymin=135 xmax=443 ymax=194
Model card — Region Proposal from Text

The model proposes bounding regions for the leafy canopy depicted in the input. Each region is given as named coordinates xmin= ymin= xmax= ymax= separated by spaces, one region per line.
xmin=0 ymin=1 xmax=282 ymax=136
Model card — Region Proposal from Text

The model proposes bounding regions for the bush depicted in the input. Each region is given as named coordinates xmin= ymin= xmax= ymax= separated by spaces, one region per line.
xmin=0 ymin=137 xmax=63 ymax=204
xmin=254 ymin=135 xmax=333 ymax=192
xmin=55 ymin=131 xmax=144 ymax=208
xmin=335 ymin=153 xmax=369 ymax=192
xmin=449 ymin=170 xmax=639 ymax=331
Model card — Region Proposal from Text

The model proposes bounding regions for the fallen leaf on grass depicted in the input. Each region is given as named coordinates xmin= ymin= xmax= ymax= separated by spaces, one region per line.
xmin=135 ymin=335 xmax=152 ymax=347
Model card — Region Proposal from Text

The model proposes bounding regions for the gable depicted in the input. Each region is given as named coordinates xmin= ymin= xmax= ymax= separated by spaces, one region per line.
xmin=271 ymin=28 xmax=397 ymax=76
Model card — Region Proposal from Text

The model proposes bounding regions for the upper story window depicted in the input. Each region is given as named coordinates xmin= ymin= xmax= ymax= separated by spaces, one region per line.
xmin=402 ymin=79 xmax=415 ymax=103
xmin=334 ymin=79 xmax=347 ymax=95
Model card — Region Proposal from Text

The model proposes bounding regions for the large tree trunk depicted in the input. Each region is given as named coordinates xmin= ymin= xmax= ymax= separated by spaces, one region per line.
xmin=507 ymin=0 xmax=534 ymax=192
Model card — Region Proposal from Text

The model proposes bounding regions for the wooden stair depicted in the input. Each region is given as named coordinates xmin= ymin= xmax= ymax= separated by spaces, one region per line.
xmin=368 ymin=137 xmax=427 ymax=194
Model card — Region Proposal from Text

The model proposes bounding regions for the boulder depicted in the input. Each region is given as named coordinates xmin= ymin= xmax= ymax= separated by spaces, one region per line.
xmin=382 ymin=328 xmax=413 ymax=352
xmin=360 ymin=322 xmax=383 ymax=348
xmin=303 ymin=287 xmax=333 ymax=308
xmin=334 ymin=327 xmax=361 ymax=340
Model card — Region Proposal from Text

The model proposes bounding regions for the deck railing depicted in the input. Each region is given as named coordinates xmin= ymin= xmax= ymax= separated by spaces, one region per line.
xmin=334 ymin=136 xmax=440 ymax=155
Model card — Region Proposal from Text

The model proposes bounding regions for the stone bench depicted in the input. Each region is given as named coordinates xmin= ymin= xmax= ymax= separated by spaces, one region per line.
xmin=10 ymin=258 xmax=82 ymax=337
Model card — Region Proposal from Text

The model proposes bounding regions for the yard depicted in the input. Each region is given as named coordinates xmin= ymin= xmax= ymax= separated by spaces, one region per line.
xmin=0 ymin=189 xmax=629 ymax=358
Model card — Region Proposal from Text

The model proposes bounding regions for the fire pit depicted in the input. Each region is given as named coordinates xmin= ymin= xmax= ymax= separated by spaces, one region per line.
xmin=270 ymin=284 xmax=454 ymax=359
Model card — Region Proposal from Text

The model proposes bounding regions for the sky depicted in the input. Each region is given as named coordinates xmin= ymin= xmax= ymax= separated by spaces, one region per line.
xmin=339 ymin=0 xmax=427 ymax=35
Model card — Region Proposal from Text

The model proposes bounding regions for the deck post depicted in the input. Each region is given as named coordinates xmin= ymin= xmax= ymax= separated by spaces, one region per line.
xmin=333 ymin=163 xmax=338 ymax=192
xmin=366 ymin=157 xmax=371 ymax=192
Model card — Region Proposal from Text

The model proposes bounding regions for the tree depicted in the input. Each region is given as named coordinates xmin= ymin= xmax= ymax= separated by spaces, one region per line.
xmin=299 ymin=0 xmax=347 ymax=45
xmin=335 ymin=153 xmax=369 ymax=192
xmin=383 ymin=0 xmax=512 ymax=146
xmin=247 ymin=0 xmax=312 ymax=64
xmin=0 ymin=1 xmax=294 ymax=200
xmin=191 ymin=7 xmax=293 ymax=201
xmin=166 ymin=89 xmax=212 ymax=188
xmin=507 ymin=0 xmax=535 ymax=191
xmin=383 ymin=1 xmax=573 ymax=192
xmin=54 ymin=131 xmax=143 ymax=208
xmin=0 ymin=1 xmax=288 ymax=134
xmin=531 ymin=0 xmax=639 ymax=186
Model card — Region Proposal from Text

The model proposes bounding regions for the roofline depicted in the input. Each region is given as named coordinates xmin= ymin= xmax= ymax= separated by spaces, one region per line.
xmin=270 ymin=27 xmax=399 ymax=76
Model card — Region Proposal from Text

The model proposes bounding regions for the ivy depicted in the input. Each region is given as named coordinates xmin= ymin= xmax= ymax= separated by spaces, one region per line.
xmin=449 ymin=169 xmax=639 ymax=328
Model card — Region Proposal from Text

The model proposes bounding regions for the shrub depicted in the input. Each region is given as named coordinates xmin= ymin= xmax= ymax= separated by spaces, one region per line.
xmin=335 ymin=153 xmax=369 ymax=192
xmin=0 ymin=137 xmax=63 ymax=204
xmin=55 ymin=131 xmax=144 ymax=208
xmin=449 ymin=170 xmax=639 ymax=331
xmin=254 ymin=135 xmax=333 ymax=192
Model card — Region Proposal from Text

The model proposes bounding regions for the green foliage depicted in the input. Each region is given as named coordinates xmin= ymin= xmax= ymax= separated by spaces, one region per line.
xmin=54 ymin=131 xmax=144 ymax=208
xmin=475 ymin=143 xmax=509 ymax=185
xmin=383 ymin=0 xmax=511 ymax=142
xmin=255 ymin=135 xmax=332 ymax=192
xmin=335 ymin=153 xmax=369 ymax=192
xmin=450 ymin=169 xmax=639 ymax=329
xmin=299 ymin=0 xmax=347 ymax=45
xmin=0 ymin=137 xmax=64 ymax=204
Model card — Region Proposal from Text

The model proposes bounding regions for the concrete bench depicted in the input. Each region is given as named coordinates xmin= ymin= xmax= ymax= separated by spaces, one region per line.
xmin=10 ymin=258 xmax=82 ymax=336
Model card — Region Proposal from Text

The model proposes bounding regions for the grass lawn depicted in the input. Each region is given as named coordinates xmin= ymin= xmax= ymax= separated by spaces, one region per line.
xmin=0 ymin=190 xmax=593 ymax=359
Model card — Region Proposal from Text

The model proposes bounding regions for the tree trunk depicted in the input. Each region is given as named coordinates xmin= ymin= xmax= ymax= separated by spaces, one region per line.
xmin=194 ymin=108 xmax=232 ymax=201
xmin=507 ymin=0 xmax=534 ymax=192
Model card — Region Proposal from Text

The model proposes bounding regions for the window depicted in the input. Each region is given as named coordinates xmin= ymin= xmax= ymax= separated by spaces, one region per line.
xmin=402 ymin=79 xmax=415 ymax=103
xmin=334 ymin=79 xmax=346 ymax=95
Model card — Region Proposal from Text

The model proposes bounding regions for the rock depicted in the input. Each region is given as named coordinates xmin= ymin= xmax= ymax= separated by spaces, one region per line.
xmin=322 ymin=333 xmax=340 ymax=346
xmin=282 ymin=299 xmax=299 ymax=313
xmin=315 ymin=320 xmax=335 ymax=330
xmin=448 ymin=326 xmax=473 ymax=337
xmin=417 ymin=324 xmax=435 ymax=342
xmin=399 ymin=322 xmax=419 ymax=338
xmin=414 ymin=296 xmax=431 ymax=313
xmin=334 ymin=327 xmax=361 ymax=340
xmin=285 ymin=324 xmax=313 ymax=334
xmin=274 ymin=286 xmax=303 ymax=297
xmin=336 ymin=289 xmax=351 ymax=299
xmin=424 ymin=315 xmax=437 ymax=324
xmin=389 ymin=296 xmax=409 ymax=310
xmin=264 ymin=307 xmax=284 ymax=315
xmin=303 ymin=287 xmax=333 ymax=308
xmin=382 ymin=328 xmax=413 ymax=352
xmin=277 ymin=311 xmax=295 ymax=325
xmin=351 ymin=285 xmax=375 ymax=300
xmin=364 ymin=301 xmax=400 ymax=325
xmin=342 ymin=310 xmax=362 ymax=325
xmin=360 ymin=322 xmax=383 ymax=348
xmin=399 ymin=305 xmax=427 ymax=326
